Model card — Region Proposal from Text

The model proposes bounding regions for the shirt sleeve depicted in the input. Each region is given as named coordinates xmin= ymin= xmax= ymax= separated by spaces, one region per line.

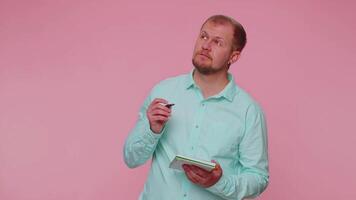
xmin=123 ymin=91 xmax=165 ymax=168
xmin=206 ymin=103 xmax=269 ymax=200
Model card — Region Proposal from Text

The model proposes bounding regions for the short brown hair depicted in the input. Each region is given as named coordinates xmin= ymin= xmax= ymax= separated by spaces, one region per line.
xmin=202 ymin=15 xmax=247 ymax=52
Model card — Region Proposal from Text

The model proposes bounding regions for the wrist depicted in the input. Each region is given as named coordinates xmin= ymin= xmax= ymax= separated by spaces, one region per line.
xmin=150 ymin=127 xmax=162 ymax=134
xmin=150 ymin=124 xmax=164 ymax=134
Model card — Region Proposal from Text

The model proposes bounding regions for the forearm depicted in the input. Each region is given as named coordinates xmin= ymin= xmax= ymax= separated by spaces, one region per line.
xmin=206 ymin=171 xmax=269 ymax=200
xmin=207 ymin=103 xmax=269 ymax=199
xmin=123 ymin=118 xmax=162 ymax=168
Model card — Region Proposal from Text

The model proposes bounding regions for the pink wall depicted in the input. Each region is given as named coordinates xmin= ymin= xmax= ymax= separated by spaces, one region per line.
xmin=1 ymin=0 xmax=356 ymax=199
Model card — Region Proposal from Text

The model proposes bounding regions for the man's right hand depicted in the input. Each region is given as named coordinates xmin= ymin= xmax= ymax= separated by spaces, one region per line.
xmin=146 ymin=98 xmax=172 ymax=134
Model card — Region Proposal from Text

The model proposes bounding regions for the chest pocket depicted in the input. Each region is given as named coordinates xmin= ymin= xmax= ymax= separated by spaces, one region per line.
xmin=198 ymin=121 xmax=242 ymax=159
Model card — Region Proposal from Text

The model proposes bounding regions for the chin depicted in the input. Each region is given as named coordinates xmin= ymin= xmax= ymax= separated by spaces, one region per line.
xmin=193 ymin=64 xmax=215 ymax=75
xmin=193 ymin=57 xmax=210 ymax=67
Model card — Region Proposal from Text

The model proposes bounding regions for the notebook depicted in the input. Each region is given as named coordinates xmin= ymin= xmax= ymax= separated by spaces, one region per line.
xmin=169 ymin=155 xmax=216 ymax=172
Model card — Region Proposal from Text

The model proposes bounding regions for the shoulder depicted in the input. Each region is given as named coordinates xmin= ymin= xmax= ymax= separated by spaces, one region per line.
xmin=234 ymin=85 xmax=265 ymax=116
xmin=150 ymin=73 xmax=188 ymax=95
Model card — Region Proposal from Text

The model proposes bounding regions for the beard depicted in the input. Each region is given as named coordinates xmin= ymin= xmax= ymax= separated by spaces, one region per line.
xmin=192 ymin=56 xmax=228 ymax=75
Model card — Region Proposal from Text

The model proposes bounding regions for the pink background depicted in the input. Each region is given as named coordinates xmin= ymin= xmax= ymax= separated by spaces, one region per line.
xmin=1 ymin=0 xmax=356 ymax=199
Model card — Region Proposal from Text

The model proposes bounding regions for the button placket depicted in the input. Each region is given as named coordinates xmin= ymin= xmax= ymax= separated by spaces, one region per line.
xmin=190 ymin=101 xmax=207 ymax=155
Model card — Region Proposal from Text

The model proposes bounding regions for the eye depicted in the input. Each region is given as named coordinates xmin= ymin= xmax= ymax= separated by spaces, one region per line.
xmin=213 ymin=39 xmax=223 ymax=47
xmin=201 ymin=35 xmax=208 ymax=40
xmin=200 ymin=33 xmax=208 ymax=40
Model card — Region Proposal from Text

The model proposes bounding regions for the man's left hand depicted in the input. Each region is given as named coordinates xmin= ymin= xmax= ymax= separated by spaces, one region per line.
xmin=182 ymin=161 xmax=223 ymax=188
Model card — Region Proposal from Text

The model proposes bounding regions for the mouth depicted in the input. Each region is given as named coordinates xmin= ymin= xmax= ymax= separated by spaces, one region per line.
xmin=197 ymin=53 xmax=211 ymax=59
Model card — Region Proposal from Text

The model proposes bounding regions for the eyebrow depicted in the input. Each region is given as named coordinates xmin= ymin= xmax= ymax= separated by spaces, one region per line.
xmin=200 ymin=30 xmax=225 ymax=41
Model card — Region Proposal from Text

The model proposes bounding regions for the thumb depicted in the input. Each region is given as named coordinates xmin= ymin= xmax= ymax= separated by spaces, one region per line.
xmin=211 ymin=160 xmax=221 ymax=170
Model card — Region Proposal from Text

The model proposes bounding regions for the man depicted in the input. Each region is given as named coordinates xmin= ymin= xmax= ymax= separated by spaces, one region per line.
xmin=124 ymin=15 xmax=269 ymax=200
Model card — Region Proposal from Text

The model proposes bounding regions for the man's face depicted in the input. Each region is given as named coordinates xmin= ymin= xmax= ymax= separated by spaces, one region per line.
xmin=192 ymin=21 xmax=236 ymax=75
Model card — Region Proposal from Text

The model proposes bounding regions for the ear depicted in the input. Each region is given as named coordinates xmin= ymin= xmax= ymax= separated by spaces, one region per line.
xmin=228 ymin=51 xmax=241 ymax=65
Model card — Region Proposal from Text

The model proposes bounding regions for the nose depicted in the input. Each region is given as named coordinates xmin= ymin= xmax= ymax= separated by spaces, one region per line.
xmin=201 ymin=39 xmax=212 ymax=51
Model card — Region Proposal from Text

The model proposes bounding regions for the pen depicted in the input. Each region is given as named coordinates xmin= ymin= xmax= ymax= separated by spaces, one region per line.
xmin=165 ymin=103 xmax=175 ymax=108
xmin=158 ymin=102 xmax=175 ymax=108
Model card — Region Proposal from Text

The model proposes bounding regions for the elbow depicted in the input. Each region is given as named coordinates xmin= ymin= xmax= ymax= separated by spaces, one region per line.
xmin=123 ymin=148 xmax=143 ymax=169
xmin=123 ymin=152 xmax=138 ymax=169
xmin=124 ymin=159 xmax=139 ymax=169
xmin=123 ymin=154 xmax=141 ymax=169
xmin=251 ymin=173 xmax=269 ymax=198
xmin=259 ymin=174 xmax=269 ymax=194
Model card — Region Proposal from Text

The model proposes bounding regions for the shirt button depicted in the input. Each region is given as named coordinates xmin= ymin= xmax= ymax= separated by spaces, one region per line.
xmin=191 ymin=146 xmax=194 ymax=150
xmin=201 ymin=103 xmax=205 ymax=106
xmin=195 ymin=125 xmax=199 ymax=128
xmin=183 ymin=194 xmax=187 ymax=197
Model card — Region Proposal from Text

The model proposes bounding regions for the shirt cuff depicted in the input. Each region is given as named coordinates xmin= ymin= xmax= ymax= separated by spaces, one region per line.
xmin=206 ymin=173 xmax=230 ymax=195
xmin=143 ymin=120 xmax=166 ymax=143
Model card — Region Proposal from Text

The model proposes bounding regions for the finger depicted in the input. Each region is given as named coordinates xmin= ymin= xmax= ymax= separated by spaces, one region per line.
xmin=189 ymin=165 xmax=210 ymax=177
xmin=182 ymin=164 xmax=190 ymax=172
xmin=184 ymin=165 xmax=204 ymax=180
xmin=211 ymin=160 xmax=221 ymax=170
xmin=150 ymin=107 xmax=171 ymax=115
xmin=151 ymin=115 xmax=169 ymax=122
xmin=183 ymin=165 xmax=197 ymax=182
xmin=151 ymin=112 xmax=171 ymax=118
xmin=151 ymin=113 xmax=170 ymax=119
xmin=152 ymin=103 xmax=172 ymax=113
xmin=152 ymin=98 xmax=168 ymax=105
xmin=184 ymin=167 xmax=202 ymax=184
xmin=148 ymin=105 xmax=171 ymax=117
xmin=149 ymin=109 xmax=171 ymax=119
xmin=182 ymin=165 xmax=195 ymax=181
xmin=211 ymin=163 xmax=223 ymax=178
xmin=212 ymin=169 xmax=221 ymax=178
xmin=185 ymin=171 xmax=197 ymax=183
xmin=213 ymin=163 xmax=221 ymax=171
xmin=148 ymin=98 xmax=168 ymax=112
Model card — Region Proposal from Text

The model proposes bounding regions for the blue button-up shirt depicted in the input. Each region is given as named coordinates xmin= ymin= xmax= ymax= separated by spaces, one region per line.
xmin=124 ymin=70 xmax=269 ymax=200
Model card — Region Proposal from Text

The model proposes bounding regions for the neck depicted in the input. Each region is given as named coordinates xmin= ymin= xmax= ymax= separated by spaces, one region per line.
xmin=193 ymin=69 xmax=229 ymax=99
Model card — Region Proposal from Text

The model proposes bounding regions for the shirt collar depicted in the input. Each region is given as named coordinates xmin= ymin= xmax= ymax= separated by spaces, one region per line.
xmin=184 ymin=69 xmax=238 ymax=102
xmin=184 ymin=69 xmax=196 ymax=90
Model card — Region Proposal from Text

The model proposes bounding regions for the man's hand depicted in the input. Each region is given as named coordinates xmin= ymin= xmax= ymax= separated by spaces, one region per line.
xmin=182 ymin=161 xmax=223 ymax=188
xmin=147 ymin=98 xmax=172 ymax=134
